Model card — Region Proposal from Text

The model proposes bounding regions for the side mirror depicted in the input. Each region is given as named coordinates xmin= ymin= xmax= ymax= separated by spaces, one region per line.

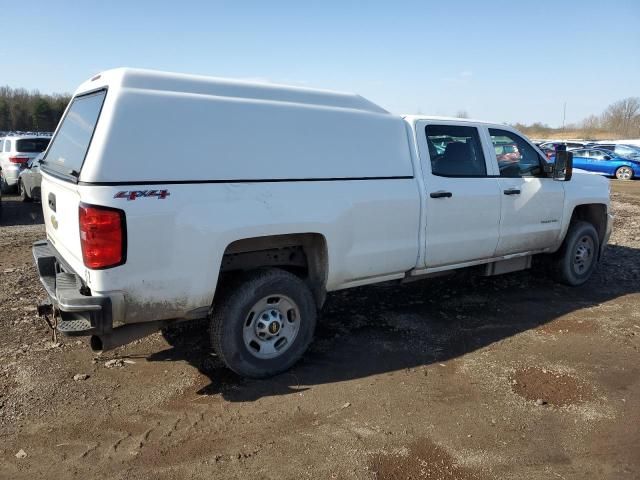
xmin=553 ymin=151 xmax=573 ymax=181
xmin=604 ymin=155 xmax=611 ymax=160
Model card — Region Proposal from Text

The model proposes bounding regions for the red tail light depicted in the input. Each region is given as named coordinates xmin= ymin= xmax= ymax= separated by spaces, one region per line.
xmin=79 ymin=204 xmax=126 ymax=269
xmin=9 ymin=156 xmax=29 ymax=164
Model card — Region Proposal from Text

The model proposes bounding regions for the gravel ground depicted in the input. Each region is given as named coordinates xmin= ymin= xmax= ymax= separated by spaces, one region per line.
xmin=1 ymin=181 xmax=639 ymax=479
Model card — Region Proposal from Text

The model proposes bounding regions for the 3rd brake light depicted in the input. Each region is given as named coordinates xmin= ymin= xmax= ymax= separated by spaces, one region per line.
xmin=79 ymin=204 xmax=126 ymax=269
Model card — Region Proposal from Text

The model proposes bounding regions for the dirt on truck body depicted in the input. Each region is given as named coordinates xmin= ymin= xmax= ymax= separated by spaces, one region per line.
xmin=1 ymin=181 xmax=639 ymax=479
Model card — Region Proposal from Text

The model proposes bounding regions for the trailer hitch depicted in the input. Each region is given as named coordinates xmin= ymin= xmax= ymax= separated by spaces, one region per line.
xmin=37 ymin=302 xmax=59 ymax=343
xmin=37 ymin=302 xmax=54 ymax=317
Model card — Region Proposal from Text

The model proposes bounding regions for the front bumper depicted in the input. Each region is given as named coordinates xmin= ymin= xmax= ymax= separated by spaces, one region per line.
xmin=32 ymin=240 xmax=113 ymax=336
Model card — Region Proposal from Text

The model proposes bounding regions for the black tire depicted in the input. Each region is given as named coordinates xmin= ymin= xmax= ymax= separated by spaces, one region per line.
xmin=210 ymin=268 xmax=317 ymax=378
xmin=19 ymin=181 xmax=31 ymax=202
xmin=553 ymin=220 xmax=599 ymax=286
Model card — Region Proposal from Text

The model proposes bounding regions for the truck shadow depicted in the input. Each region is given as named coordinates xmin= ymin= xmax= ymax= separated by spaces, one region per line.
xmin=0 ymin=195 xmax=44 ymax=226
xmin=150 ymin=244 xmax=640 ymax=402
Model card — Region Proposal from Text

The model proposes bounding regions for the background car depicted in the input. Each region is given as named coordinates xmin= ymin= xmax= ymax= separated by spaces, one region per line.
xmin=18 ymin=153 xmax=44 ymax=202
xmin=539 ymin=141 xmax=589 ymax=151
xmin=494 ymin=143 xmax=520 ymax=163
xmin=540 ymin=146 xmax=556 ymax=159
xmin=570 ymin=148 xmax=640 ymax=180
xmin=0 ymin=135 xmax=50 ymax=192
xmin=590 ymin=143 xmax=640 ymax=160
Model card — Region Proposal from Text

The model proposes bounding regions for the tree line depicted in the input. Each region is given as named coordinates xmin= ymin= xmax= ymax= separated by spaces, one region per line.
xmin=1 ymin=84 xmax=639 ymax=140
xmin=0 ymin=86 xmax=71 ymax=133
xmin=513 ymin=97 xmax=640 ymax=140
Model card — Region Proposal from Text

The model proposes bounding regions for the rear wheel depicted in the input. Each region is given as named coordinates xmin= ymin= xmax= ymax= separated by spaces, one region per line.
xmin=553 ymin=221 xmax=599 ymax=286
xmin=615 ymin=166 xmax=634 ymax=180
xmin=19 ymin=181 xmax=31 ymax=202
xmin=210 ymin=268 xmax=317 ymax=378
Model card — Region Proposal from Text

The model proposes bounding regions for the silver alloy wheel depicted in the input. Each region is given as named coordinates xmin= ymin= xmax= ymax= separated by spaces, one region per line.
xmin=242 ymin=294 xmax=301 ymax=359
xmin=19 ymin=181 xmax=25 ymax=197
xmin=572 ymin=235 xmax=595 ymax=275
xmin=615 ymin=166 xmax=633 ymax=180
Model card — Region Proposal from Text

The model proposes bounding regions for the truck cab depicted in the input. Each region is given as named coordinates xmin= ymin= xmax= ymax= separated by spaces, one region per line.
xmin=403 ymin=116 xmax=611 ymax=276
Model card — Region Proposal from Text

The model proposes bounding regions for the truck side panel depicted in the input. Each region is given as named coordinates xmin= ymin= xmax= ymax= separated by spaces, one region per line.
xmin=77 ymin=178 xmax=421 ymax=324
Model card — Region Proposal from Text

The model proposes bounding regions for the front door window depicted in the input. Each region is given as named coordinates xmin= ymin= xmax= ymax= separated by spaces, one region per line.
xmin=489 ymin=129 xmax=544 ymax=177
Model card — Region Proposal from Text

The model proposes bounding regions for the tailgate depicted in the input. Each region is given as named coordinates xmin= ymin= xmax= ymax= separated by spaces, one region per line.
xmin=38 ymin=89 xmax=108 ymax=280
xmin=41 ymin=172 xmax=86 ymax=279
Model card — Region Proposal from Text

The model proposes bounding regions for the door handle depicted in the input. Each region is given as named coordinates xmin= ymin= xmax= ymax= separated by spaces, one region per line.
xmin=503 ymin=188 xmax=521 ymax=195
xmin=430 ymin=191 xmax=453 ymax=199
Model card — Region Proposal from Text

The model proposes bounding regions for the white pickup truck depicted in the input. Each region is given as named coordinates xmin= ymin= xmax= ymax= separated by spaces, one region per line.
xmin=33 ymin=68 xmax=612 ymax=378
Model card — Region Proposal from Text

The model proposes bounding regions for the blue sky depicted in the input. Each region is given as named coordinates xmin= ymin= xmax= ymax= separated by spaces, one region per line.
xmin=3 ymin=0 xmax=638 ymax=126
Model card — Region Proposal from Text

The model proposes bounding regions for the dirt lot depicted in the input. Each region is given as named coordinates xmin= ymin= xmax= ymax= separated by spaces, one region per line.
xmin=1 ymin=181 xmax=639 ymax=480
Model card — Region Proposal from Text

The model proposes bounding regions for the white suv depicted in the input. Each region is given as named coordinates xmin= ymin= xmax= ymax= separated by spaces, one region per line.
xmin=0 ymin=135 xmax=50 ymax=192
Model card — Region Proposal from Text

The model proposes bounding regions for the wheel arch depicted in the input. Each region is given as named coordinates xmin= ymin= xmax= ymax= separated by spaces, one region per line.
xmin=567 ymin=203 xmax=608 ymax=259
xmin=218 ymin=233 xmax=329 ymax=308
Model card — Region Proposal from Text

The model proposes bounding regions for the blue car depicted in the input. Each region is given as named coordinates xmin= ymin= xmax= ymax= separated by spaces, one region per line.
xmin=569 ymin=148 xmax=640 ymax=180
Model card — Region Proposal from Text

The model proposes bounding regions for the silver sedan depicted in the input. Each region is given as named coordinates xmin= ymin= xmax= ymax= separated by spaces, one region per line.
xmin=18 ymin=153 xmax=43 ymax=202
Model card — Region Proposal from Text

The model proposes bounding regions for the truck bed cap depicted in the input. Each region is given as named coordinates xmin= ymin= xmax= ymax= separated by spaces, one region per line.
xmin=78 ymin=68 xmax=389 ymax=115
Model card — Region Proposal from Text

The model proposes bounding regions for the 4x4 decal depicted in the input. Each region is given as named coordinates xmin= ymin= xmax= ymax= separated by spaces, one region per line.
xmin=114 ymin=190 xmax=171 ymax=201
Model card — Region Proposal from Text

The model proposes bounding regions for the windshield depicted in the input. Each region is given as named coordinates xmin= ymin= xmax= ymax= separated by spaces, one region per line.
xmin=43 ymin=90 xmax=106 ymax=178
xmin=16 ymin=138 xmax=50 ymax=153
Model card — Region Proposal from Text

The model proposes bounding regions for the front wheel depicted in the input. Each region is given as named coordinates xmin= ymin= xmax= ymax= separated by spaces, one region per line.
xmin=615 ymin=166 xmax=634 ymax=180
xmin=553 ymin=221 xmax=599 ymax=286
xmin=210 ymin=268 xmax=317 ymax=378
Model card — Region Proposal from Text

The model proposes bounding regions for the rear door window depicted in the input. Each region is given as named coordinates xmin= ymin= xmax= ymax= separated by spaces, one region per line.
xmin=16 ymin=138 xmax=50 ymax=153
xmin=43 ymin=90 xmax=106 ymax=178
xmin=425 ymin=125 xmax=487 ymax=177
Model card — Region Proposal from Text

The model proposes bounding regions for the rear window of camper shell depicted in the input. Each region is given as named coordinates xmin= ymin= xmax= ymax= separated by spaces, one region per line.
xmin=43 ymin=89 xmax=107 ymax=179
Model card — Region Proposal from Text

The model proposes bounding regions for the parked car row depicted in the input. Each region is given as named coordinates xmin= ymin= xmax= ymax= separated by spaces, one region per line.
xmin=0 ymin=134 xmax=50 ymax=217
xmin=591 ymin=143 xmax=640 ymax=160
xmin=532 ymin=139 xmax=640 ymax=180
xmin=570 ymin=148 xmax=640 ymax=180
xmin=0 ymin=134 xmax=50 ymax=193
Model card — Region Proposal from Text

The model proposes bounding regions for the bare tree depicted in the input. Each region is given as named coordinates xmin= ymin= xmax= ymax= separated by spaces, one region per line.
xmin=601 ymin=97 xmax=640 ymax=137
xmin=581 ymin=114 xmax=600 ymax=130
